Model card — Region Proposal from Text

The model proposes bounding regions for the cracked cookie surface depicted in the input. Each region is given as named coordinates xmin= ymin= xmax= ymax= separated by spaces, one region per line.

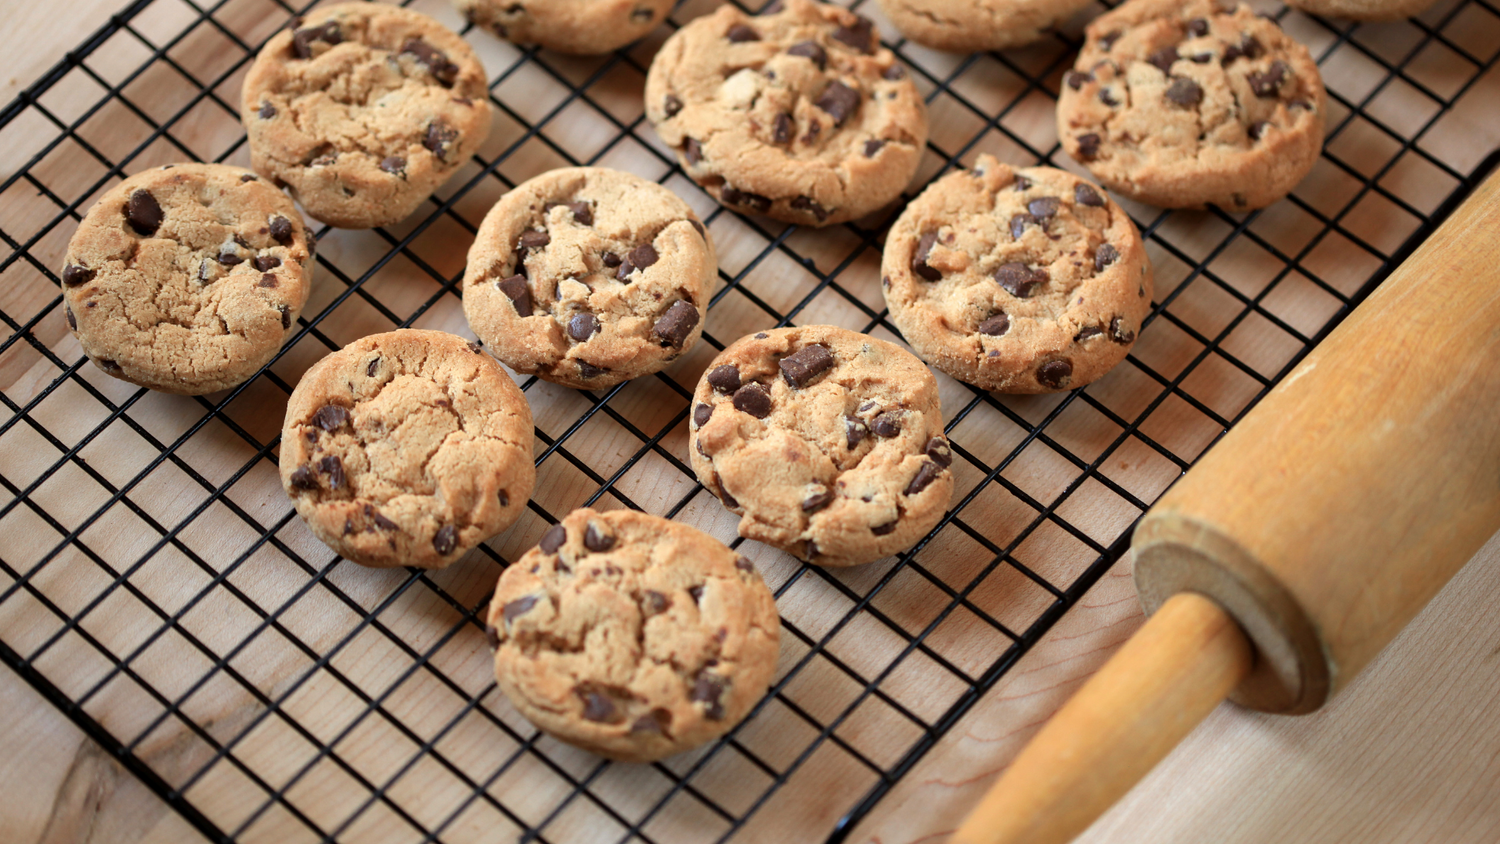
xmin=644 ymin=0 xmax=928 ymax=227
xmin=463 ymin=167 xmax=716 ymax=390
xmin=280 ymin=329 xmax=535 ymax=569
xmin=488 ymin=507 xmax=780 ymax=762
xmin=876 ymin=0 xmax=1093 ymax=53
xmin=883 ymin=156 xmax=1153 ymax=394
xmin=454 ymin=0 xmax=675 ymax=54
xmin=689 ymin=326 xmax=953 ymax=568
xmin=242 ymin=3 xmax=492 ymax=229
xmin=1057 ymin=0 xmax=1327 ymax=210
xmin=61 ymin=163 xmax=314 ymax=395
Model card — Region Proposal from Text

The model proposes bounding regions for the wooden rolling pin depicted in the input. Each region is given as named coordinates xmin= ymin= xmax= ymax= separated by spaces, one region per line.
xmin=952 ymin=168 xmax=1500 ymax=844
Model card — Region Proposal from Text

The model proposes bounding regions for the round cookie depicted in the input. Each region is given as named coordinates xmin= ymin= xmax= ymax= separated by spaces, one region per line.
xmin=454 ymin=0 xmax=675 ymax=55
xmin=1056 ymin=0 xmax=1327 ymax=211
xmin=1285 ymin=0 xmax=1438 ymax=19
xmin=882 ymin=156 xmax=1153 ymax=394
xmin=279 ymin=329 xmax=536 ymax=569
xmin=487 ymin=508 xmax=781 ymax=762
xmin=242 ymin=4 xmax=492 ymax=229
xmin=462 ymin=167 xmax=716 ymax=390
xmin=61 ymin=163 xmax=314 ymax=395
xmin=875 ymin=0 xmax=1093 ymax=53
xmin=688 ymin=326 xmax=954 ymax=568
xmin=644 ymin=0 xmax=928 ymax=227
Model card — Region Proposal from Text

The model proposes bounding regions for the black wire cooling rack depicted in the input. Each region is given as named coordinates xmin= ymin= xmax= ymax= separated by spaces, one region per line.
xmin=2 ymin=0 xmax=1498 ymax=842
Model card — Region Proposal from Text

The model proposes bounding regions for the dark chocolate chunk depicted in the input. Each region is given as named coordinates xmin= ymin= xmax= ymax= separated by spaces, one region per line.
xmin=497 ymin=275 xmax=532 ymax=317
xmin=291 ymin=21 xmax=342 ymax=59
xmin=773 ymin=112 xmax=794 ymax=145
xmin=218 ymin=246 xmax=243 ymax=266
xmin=883 ymin=64 xmax=905 ymax=80
xmin=65 ymin=306 xmax=76 ymax=330
xmin=1099 ymin=88 xmax=1121 ymax=107
xmin=367 ymin=358 xmax=380 ymax=377
xmin=707 ymin=364 xmax=741 ymax=393
xmin=380 ymin=156 xmax=407 ymax=176
xmin=652 ymin=300 xmax=700 ymax=348
xmin=690 ymin=219 xmax=705 ymax=238
xmin=578 ymin=361 xmax=606 ymax=379
xmin=433 ymin=525 xmax=458 ymax=555
xmin=584 ymin=523 xmax=614 ymax=552
xmin=258 ymin=102 xmax=277 ymax=119
xmin=1065 ymin=70 xmax=1092 ymax=90
xmin=815 ymin=81 xmax=860 ymax=127
xmin=691 ymin=672 xmax=726 ymax=719
xmin=664 ymin=94 xmax=683 ymax=117
xmin=269 ymin=216 xmax=294 ymax=245
xmin=1147 ymin=47 xmax=1179 ymax=73
xmin=1187 ymin=18 xmax=1210 ymax=37
xmin=736 ymin=555 xmax=755 ymax=573
xmin=1109 ymin=315 xmax=1136 ymax=344
xmin=484 ymin=624 xmax=499 ymax=649
xmin=863 ymin=139 xmax=885 ymax=157
xmin=1010 ymin=214 xmax=1038 ymax=240
xmin=319 ymin=455 xmax=345 ymax=491
xmin=1100 ymin=29 xmax=1123 ymax=52
xmin=872 ymin=520 xmax=898 ymax=536
xmin=832 ymin=16 xmax=875 ymax=53
xmin=616 ymin=243 xmax=659 ymax=280
xmin=683 ymin=138 xmax=704 ymax=167
xmin=1028 ymin=197 xmax=1061 ymax=219
xmin=1076 ymin=133 xmax=1102 ymax=161
xmin=601 ymin=251 xmax=621 ymax=268
xmin=694 ymin=403 xmax=713 ymax=427
xmin=280 ymin=305 xmax=292 ymax=330
xmin=871 ymin=412 xmax=901 ymax=438
xmin=787 ymin=41 xmax=828 ymax=70
xmin=643 ymin=590 xmax=671 ymax=616
xmin=126 ymin=189 xmax=163 ymax=236
xmin=905 ymin=460 xmax=943 ymax=496
xmin=978 ymin=313 xmax=1010 ymax=337
xmin=290 ymin=466 xmax=318 ymax=490
xmin=1248 ymin=61 xmax=1290 ymax=98
xmin=727 ymin=23 xmax=761 ymax=42
xmin=1242 ymin=35 xmax=1265 ymax=60
xmin=1075 ymin=325 xmax=1103 ymax=342
xmin=62 ymin=264 xmax=93 ymax=287
xmin=370 ymin=508 xmax=399 ymax=531
xmin=540 ymin=524 xmax=567 ymax=553
xmin=312 ymin=404 xmax=349 ymax=432
xmin=688 ymin=584 xmax=704 ymax=604
xmin=1037 ymin=359 xmax=1073 ymax=390
xmin=258 ymin=274 xmax=278 ymax=289
xmin=1013 ymin=175 xmax=1033 ymax=191
xmin=721 ymin=186 xmax=771 ymax=213
xmin=568 ymin=312 xmax=600 ymax=342
xmin=1189 ymin=52 xmax=1214 ymax=63
xmin=791 ymin=195 xmax=829 ymax=222
xmin=1075 ymin=183 xmax=1105 ymax=207
xmin=631 ymin=709 xmax=672 ymax=734
xmin=424 ymin=120 xmax=459 ymax=160
xmin=995 ymin=263 xmax=1046 ymax=298
xmin=733 ymin=383 xmax=772 ymax=418
xmin=567 ymin=201 xmax=593 ymax=226
xmin=254 ymin=255 xmax=282 ymax=272
xmin=846 ymin=417 xmax=867 ymax=449
xmin=503 ymin=594 xmax=538 ymax=626
xmin=1248 ymin=120 xmax=1271 ymax=141
xmin=802 ymin=489 xmax=834 ymax=512
xmin=581 ymin=690 xmax=617 ymax=723
xmin=401 ymin=38 xmax=459 ymax=87
xmin=1166 ymin=77 xmax=1204 ymax=108
xmin=926 ymin=437 xmax=953 ymax=467
xmin=1095 ymin=243 xmax=1120 ymax=272
xmin=779 ymin=344 xmax=834 ymax=388
xmin=912 ymin=231 xmax=941 ymax=281
xmin=719 ymin=483 xmax=739 ymax=510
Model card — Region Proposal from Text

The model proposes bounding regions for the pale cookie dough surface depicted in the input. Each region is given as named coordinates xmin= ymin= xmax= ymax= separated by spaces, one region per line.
xmin=242 ymin=3 xmax=492 ymax=229
xmin=883 ymin=156 xmax=1153 ymax=394
xmin=488 ymin=508 xmax=781 ymax=762
xmin=875 ymin=0 xmax=1093 ymax=52
xmin=645 ymin=0 xmax=928 ymax=227
xmin=454 ymin=0 xmax=675 ymax=54
xmin=1057 ymin=0 xmax=1327 ymax=211
xmin=689 ymin=326 xmax=954 ymax=568
xmin=61 ymin=163 xmax=314 ymax=395
xmin=463 ymin=167 xmax=716 ymax=390
xmin=279 ymin=329 xmax=536 ymax=570
xmin=1285 ymin=0 xmax=1438 ymax=19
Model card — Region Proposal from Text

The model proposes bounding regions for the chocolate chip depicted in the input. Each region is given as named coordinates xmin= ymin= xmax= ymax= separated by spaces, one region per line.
xmin=258 ymin=102 xmax=276 ymax=119
xmin=979 ymin=313 xmax=1010 ymax=336
xmin=1029 ymin=197 xmax=1061 ymax=219
xmin=846 ymin=417 xmax=867 ymax=449
xmin=642 ymin=590 xmax=672 ymax=617
xmin=1095 ymin=243 xmax=1120 ymax=272
xmin=805 ymin=539 xmax=819 ymax=559
xmin=1242 ymin=35 xmax=1265 ymax=60
xmin=366 ymin=357 xmax=380 ymax=377
xmin=64 ymin=306 xmax=76 ymax=330
xmin=664 ymin=94 xmax=683 ymax=117
xmin=690 ymin=219 xmax=705 ymax=238
xmin=773 ymin=112 xmax=794 ymax=145
xmin=1013 ymin=175 xmax=1033 ymax=191
xmin=707 ymin=364 xmax=741 ymax=393
xmin=863 ymin=139 xmax=885 ymax=157
xmin=779 ymin=344 xmax=834 ymax=389
xmin=503 ymin=595 xmax=538 ymax=626
xmin=497 ymin=275 xmax=532 ymax=317
xmin=832 ymin=16 xmax=875 ymax=53
xmin=1099 ymin=29 xmax=1123 ymax=51
xmin=1065 ymin=70 xmax=1092 ymax=90
xmin=787 ymin=41 xmax=827 ymax=70
xmin=1075 ymin=325 xmax=1103 ymax=342
xmin=815 ymin=81 xmax=860 ymax=127
xmin=569 ymin=312 xmax=600 ymax=342
xmin=380 ymin=156 xmax=407 ymax=177
xmin=1099 ymin=88 xmax=1121 ymax=107
xmin=995 ymin=263 xmax=1047 ymax=298
xmin=540 ymin=524 xmax=567 ymax=553
xmin=632 ymin=709 xmax=672 ymax=734
xmin=1075 ymin=184 xmax=1105 ymax=207
xmin=727 ymin=23 xmax=760 ymax=42
xmin=905 ymin=460 xmax=943 ymax=496
xmin=424 ymin=120 xmax=459 ymax=161
xmin=1009 ymin=214 xmax=1038 ymax=241
xmin=694 ymin=403 xmax=713 ymax=426
xmin=872 ymin=520 xmax=898 ymax=536
xmin=688 ymin=585 xmax=704 ymax=604
xmin=683 ymin=137 xmax=707 ymax=167
xmin=126 ymin=189 xmax=162 ymax=236
xmin=735 ymin=556 xmax=755 ymax=574
xmin=1147 ymin=47 xmax=1179 ymax=73
xmin=871 ymin=412 xmax=901 ymax=438
xmin=883 ymin=64 xmax=905 ymax=80
xmin=616 ymin=243 xmax=659 ymax=280
xmin=218 ymin=246 xmax=243 ymax=266
xmin=279 ymin=305 xmax=292 ymax=330
xmin=429 ymin=524 xmax=458 ymax=555
xmin=584 ymin=523 xmax=614 ymax=552
xmin=791 ymin=195 xmax=830 ymax=222
xmin=254 ymin=255 xmax=282 ymax=272
xmin=912 ymin=231 xmax=941 ymax=281
xmin=290 ymin=466 xmax=317 ymax=490
xmin=733 ymin=383 xmax=772 ymax=418
xmin=484 ymin=624 xmax=499 ymax=649
xmin=313 ymin=404 xmax=349 ymax=431
xmin=1166 ymin=77 xmax=1204 ymax=108
xmin=62 ymin=264 xmax=93 ymax=287
xmin=581 ymin=690 xmax=617 ymax=723
xmin=1110 ymin=315 xmax=1136 ymax=344
xmin=1037 ymin=359 xmax=1073 ymax=390
xmin=269 ymin=216 xmax=294 ymax=245
xmin=370 ymin=509 xmax=399 ymax=531
xmin=1190 ymin=52 xmax=1213 ymax=63
xmin=291 ymin=21 xmax=342 ymax=59
xmin=1188 ymin=18 xmax=1209 ymax=37
xmin=652 ymin=300 xmax=700 ymax=348
xmin=318 ymin=455 xmax=345 ymax=491
xmin=578 ymin=361 xmax=606 ymax=379
xmin=401 ymin=38 xmax=459 ymax=86
xmin=601 ymin=252 xmax=621 ymax=268
xmin=719 ymin=483 xmax=739 ymax=510
xmin=518 ymin=230 xmax=550 ymax=261
xmin=1248 ymin=61 xmax=1290 ymax=98
xmin=926 ymin=437 xmax=953 ymax=467
xmin=1248 ymin=120 xmax=1271 ymax=141
xmin=1076 ymin=133 xmax=1102 ymax=161
xmin=567 ymin=202 xmax=593 ymax=226
xmin=802 ymin=488 xmax=834 ymax=513
xmin=721 ymin=187 xmax=771 ymax=213
xmin=691 ymin=672 xmax=726 ymax=719
xmin=258 ymin=274 xmax=278 ymax=289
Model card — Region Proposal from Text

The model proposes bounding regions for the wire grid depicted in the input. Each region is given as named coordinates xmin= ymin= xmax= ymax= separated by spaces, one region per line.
xmin=0 ymin=0 xmax=1497 ymax=841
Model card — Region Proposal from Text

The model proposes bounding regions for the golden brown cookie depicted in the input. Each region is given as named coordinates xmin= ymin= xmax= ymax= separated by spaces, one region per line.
xmin=487 ymin=508 xmax=781 ymax=762
xmin=688 ymin=326 xmax=954 ymax=568
xmin=454 ymin=0 xmax=675 ymax=54
xmin=242 ymin=4 xmax=492 ymax=229
xmin=61 ymin=163 xmax=314 ymax=395
xmin=644 ymin=0 xmax=928 ymax=226
xmin=1057 ymin=0 xmax=1327 ymax=210
xmin=876 ymin=0 xmax=1093 ymax=53
xmin=1285 ymin=0 xmax=1438 ymax=20
xmin=462 ymin=167 xmax=716 ymax=390
xmin=279 ymin=330 xmax=535 ymax=569
xmin=882 ymin=156 xmax=1154 ymax=394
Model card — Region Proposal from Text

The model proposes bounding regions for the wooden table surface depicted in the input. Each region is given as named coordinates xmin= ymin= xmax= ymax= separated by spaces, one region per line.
xmin=3 ymin=2 xmax=1499 ymax=843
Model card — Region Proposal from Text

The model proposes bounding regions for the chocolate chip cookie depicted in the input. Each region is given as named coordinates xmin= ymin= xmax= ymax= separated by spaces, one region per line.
xmin=242 ymin=3 xmax=492 ymax=229
xmin=487 ymin=507 xmax=781 ymax=762
xmin=463 ymin=167 xmax=716 ymax=390
xmin=689 ymin=326 xmax=953 ymax=568
xmin=882 ymin=156 xmax=1153 ymax=394
xmin=280 ymin=329 xmax=535 ymax=569
xmin=454 ymin=0 xmax=675 ymax=55
xmin=876 ymin=0 xmax=1094 ymax=53
xmin=1285 ymin=0 xmax=1437 ymax=19
xmin=644 ymin=0 xmax=928 ymax=227
xmin=61 ymin=163 xmax=314 ymax=395
xmin=1057 ymin=0 xmax=1327 ymax=210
